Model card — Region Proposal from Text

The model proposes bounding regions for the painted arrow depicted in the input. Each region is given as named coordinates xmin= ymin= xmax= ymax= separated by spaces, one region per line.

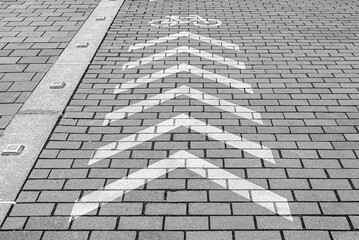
xmin=122 ymin=46 xmax=245 ymax=71
xmin=105 ymin=85 xmax=262 ymax=125
xmin=70 ymin=150 xmax=292 ymax=221
xmin=90 ymin=114 xmax=274 ymax=165
xmin=115 ymin=63 xmax=252 ymax=94
xmin=129 ymin=31 xmax=240 ymax=52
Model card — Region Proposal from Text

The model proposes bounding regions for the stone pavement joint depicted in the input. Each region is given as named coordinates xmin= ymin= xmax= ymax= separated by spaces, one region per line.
xmin=0 ymin=0 xmax=358 ymax=237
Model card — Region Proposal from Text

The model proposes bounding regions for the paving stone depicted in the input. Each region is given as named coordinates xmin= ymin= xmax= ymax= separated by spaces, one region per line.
xmin=0 ymin=92 xmax=20 ymax=103
xmin=166 ymin=190 xmax=207 ymax=202
xmin=310 ymin=179 xmax=352 ymax=190
xmin=303 ymin=216 xmax=350 ymax=230
xmin=1 ymin=72 xmax=35 ymax=82
xmin=0 ymin=231 xmax=42 ymax=240
xmin=71 ymin=217 xmax=117 ymax=230
xmin=189 ymin=203 xmax=231 ymax=215
xmin=320 ymin=203 xmax=359 ymax=215
xmin=210 ymin=216 xmax=254 ymax=230
xmin=1 ymin=217 xmax=27 ymax=230
xmin=283 ymin=231 xmax=331 ymax=240
xmin=235 ymin=231 xmax=282 ymax=240
xmin=99 ymin=203 xmax=143 ymax=216
xmin=145 ymin=203 xmax=186 ymax=215
xmin=37 ymin=191 xmax=81 ymax=202
xmin=10 ymin=203 xmax=54 ymax=216
xmin=16 ymin=191 xmax=40 ymax=203
xmin=23 ymin=179 xmax=64 ymax=190
xmin=25 ymin=217 xmax=70 ymax=230
xmin=42 ymin=231 xmax=89 ymax=240
xmin=165 ymin=216 xmax=208 ymax=230
xmin=331 ymin=232 xmax=359 ymax=240
xmin=256 ymin=216 xmax=303 ymax=229
xmin=138 ymin=231 xmax=184 ymax=240
xmin=118 ymin=216 xmax=163 ymax=230
xmin=187 ymin=231 xmax=232 ymax=240
xmin=2 ymin=0 xmax=359 ymax=236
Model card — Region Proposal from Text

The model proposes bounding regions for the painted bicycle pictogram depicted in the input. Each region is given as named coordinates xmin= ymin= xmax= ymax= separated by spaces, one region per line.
xmin=149 ymin=15 xmax=222 ymax=28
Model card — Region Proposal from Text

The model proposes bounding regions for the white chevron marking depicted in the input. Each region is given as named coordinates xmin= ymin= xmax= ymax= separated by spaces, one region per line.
xmin=90 ymin=114 xmax=274 ymax=165
xmin=129 ymin=31 xmax=240 ymax=52
xmin=122 ymin=46 xmax=245 ymax=71
xmin=105 ymin=85 xmax=262 ymax=125
xmin=115 ymin=63 xmax=252 ymax=94
xmin=70 ymin=150 xmax=292 ymax=221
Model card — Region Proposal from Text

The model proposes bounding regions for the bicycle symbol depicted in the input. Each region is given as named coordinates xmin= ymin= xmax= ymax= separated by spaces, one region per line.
xmin=149 ymin=15 xmax=222 ymax=28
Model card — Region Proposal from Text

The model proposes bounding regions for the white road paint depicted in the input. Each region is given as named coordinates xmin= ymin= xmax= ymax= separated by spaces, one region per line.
xmin=122 ymin=46 xmax=245 ymax=71
xmin=91 ymin=114 xmax=274 ymax=165
xmin=115 ymin=63 xmax=252 ymax=94
xmin=71 ymin=31 xmax=291 ymax=223
xmin=129 ymin=31 xmax=240 ymax=52
xmin=106 ymin=85 xmax=262 ymax=125
xmin=70 ymin=150 xmax=292 ymax=221
xmin=149 ymin=15 xmax=222 ymax=28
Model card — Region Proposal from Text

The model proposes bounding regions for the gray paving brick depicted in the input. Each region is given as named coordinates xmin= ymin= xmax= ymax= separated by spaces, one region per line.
xmin=283 ymin=231 xmax=331 ymax=240
xmin=99 ymin=203 xmax=143 ymax=216
xmin=210 ymin=216 xmax=254 ymax=230
xmin=145 ymin=203 xmax=186 ymax=215
xmin=2 ymin=0 xmax=359 ymax=235
xmin=1 ymin=217 xmax=27 ymax=230
xmin=310 ymin=179 xmax=352 ymax=190
xmin=37 ymin=191 xmax=81 ymax=202
xmin=0 ymin=232 xmax=42 ymax=240
xmin=257 ymin=216 xmax=303 ymax=229
xmin=294 ymin=190 xmax=338 ymax=202
xmin=90 ymin=231 xmax=136 ymax=240
xmin=165 ymin=216 xmax=208 ymax=230
xmin=187 ymin=231 xmax=232 ymax=240
xmin=23 ymin=179 xmax=64 ymax=190
xmin=42 ymin=231 xmax=89 ymax=240
xmin=235 ymin=231 xmax=282 ymax=240
xmin=10 ymin=203 xmax=54 ymax=216
xmin=320 ymin=202 xmax=359 ymax=215
xmin=72 ymin=217 xmax=117 ymax=230
xmin=189 ymin=203 xmax=231 ymax=215
xmin=25 ymin=217 xmax=70 ymax=230
xmin=304 ymin=216 xmax=350 ymax=230
xmin=118 ymin=216 xmax=163 ymax=230
xmin=331 ymin=232 xmax=359 ymax=240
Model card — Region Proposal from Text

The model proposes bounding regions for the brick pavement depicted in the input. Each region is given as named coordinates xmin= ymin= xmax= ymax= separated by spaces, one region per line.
xmin=1 ymin=0 xmax=359 ymax=239
xmin=0 ymin=0 xmax=100 ymax=134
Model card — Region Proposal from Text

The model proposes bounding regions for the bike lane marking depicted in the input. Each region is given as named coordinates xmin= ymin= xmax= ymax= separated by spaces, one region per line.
xmin=129 ymin=32 xmax=240 ymax=52
xmin=89 ymin=114 xmax=274 ymax=165
xmin=105 ymin=85 xmax=263 ymax=125
xmin=71 ymin=150 xmax=292 ymax=221
xmin=69 ymin=17 xmax=293 ymax=223
xmin=122 ymin=46 xmax=245 ymax=71
xmin=148 ymin=15 xmax=222 ymax=28
xmin=114 ymin=63 xmax=252 ymax=94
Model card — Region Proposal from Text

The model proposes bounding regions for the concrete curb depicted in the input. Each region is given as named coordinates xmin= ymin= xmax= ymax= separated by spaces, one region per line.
xmin=0 ymin=0 xmax=126 ymax=225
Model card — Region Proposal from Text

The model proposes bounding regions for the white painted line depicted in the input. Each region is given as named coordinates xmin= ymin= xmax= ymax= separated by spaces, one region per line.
xmin=129 ymin=31 xmax=240 ymax=52
xmin=115 ymin=63 xmax=252 ymax=94
xmin=90 ymin=114 xmax=274 ymax=165
xmin=0 ymin=201 xmax=16 ymax=205
xmin=105 ymin=85 xmax=262 ymax=125
xmin=71 ymin=150 xmax=292 ymax=220
xmin=122 ymin=46 xmax=245 ymax=71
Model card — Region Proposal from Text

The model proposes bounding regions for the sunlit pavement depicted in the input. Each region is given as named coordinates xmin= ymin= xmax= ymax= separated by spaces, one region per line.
xmin=0 ymin=0 xmax=359 ymax=239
